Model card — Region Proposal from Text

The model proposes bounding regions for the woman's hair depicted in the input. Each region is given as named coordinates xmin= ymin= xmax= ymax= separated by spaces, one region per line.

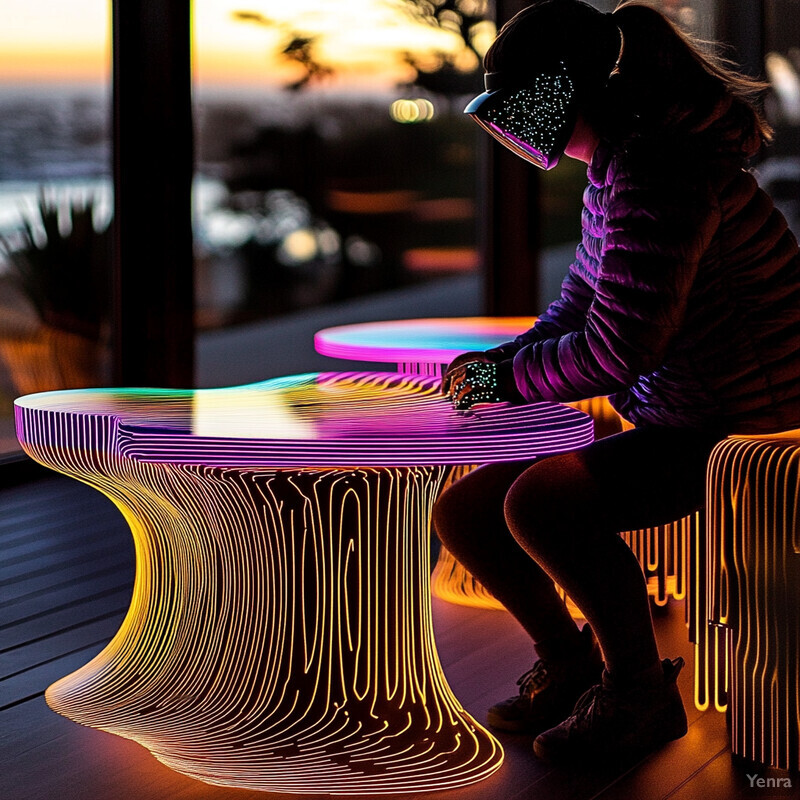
xmin=484 ymin=0 xmax=772 ymax=157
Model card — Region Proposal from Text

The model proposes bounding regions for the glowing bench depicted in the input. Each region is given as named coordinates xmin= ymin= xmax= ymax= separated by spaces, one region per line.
xmin=702 ymin=431 xmax=800 ymax=770
xmin=15 ymin=372 xmax=592 ymax=794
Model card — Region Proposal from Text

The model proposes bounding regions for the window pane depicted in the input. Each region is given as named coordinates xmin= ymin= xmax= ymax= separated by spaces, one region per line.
xmin=652 ymin=0 xmax=717 ymax=37
xmin=193 ymin=0 xmax=492 ymax=385
xmin=0 ymin=1 xmax=112 ymax=458
xmin=762 ymin=0 xmax=800 ymax=237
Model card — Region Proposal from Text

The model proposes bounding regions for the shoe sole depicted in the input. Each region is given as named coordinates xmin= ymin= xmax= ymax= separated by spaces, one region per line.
xmin=486 ymin=710 xmax=544 ymax=734
xmin=532 ymin=716 xmax=688 ymax=764
xmin=487 ymin=706 xmax=581 ymax=735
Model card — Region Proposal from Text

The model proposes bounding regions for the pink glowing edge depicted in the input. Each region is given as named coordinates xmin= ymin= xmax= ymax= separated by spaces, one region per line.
xmin=15 ymin=371 xmax=592 ymax=469
xmin=314 ymin=317 xmax=536 ymax=364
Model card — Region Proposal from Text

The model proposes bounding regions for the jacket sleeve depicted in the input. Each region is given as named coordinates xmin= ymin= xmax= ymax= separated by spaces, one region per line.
xmin=510 ymin=155 xmax=722 ymax=402
xmin=484 ymin=249 xmax=597 ymax=361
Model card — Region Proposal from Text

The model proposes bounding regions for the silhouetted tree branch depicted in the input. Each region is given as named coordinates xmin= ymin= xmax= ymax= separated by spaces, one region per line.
xmin=232 ymin=12 xmax=332 ymax=91
xmin=402 ymin=0 xmax=490 ymax=61
xmin=233 ymin=1 xmax=493 ymax=94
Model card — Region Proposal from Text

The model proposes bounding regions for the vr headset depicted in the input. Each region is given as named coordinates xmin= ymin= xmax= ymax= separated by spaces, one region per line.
xmin=466 ymin=30 xmax=623 ymax=170
xmin=465 ymin=61 xmax=577 ymax=170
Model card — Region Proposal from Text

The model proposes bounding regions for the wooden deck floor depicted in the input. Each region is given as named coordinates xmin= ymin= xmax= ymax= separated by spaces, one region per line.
xmin=2 ymin=475 xmax=798 ymax=800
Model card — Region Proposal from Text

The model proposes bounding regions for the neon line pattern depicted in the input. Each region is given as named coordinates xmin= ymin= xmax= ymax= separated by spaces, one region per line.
xmin=704 ymin=432 xmax=800 ymax=770
xmin=15 ymin=372 xmax=592 ymax=793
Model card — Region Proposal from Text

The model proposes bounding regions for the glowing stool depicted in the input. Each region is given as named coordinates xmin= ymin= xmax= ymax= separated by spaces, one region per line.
xmin=15 ymin=372 xmax=592 ymax=794
xmin=703 ymin=432 xmax=800 ymax=769
xmin=315 ymin=318 xmax=687 ymax=612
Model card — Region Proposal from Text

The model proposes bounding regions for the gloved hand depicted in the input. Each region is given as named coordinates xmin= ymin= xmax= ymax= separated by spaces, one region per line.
xmin=441 ymin=351 xmax=493 ymax=397
xmin=445 ymin=360 xmax=525 ymax=410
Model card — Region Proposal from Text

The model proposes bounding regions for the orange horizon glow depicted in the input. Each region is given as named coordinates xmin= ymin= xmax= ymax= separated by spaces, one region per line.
xmin=0 ymin=45 xmax=110 ymax=86
xmin=0 ymin=0 xmax=485 ymax=91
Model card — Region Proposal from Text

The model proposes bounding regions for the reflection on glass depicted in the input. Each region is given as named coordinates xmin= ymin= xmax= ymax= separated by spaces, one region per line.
xmin=760 ymin=0 xmax=800 ymax=238
xmin=192 ymin=1 xmax=492 ymax=332
xmin=0 ymin=0 xmax=111 ymax=457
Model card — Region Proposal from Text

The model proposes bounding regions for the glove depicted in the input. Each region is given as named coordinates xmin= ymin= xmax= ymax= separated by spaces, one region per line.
xmin=441 ymin=351 xmax=493 ymax=397
xmin=446 ymin=360 xmax=524 ymax=410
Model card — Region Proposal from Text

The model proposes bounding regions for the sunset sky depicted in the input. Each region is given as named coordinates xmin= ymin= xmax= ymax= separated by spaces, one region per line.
xmin=0 ymin=0 xmax=485 ymax=89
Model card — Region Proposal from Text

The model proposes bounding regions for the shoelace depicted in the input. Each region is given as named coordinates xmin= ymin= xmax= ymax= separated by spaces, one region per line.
xmin=570 ymin=681 xmax=612 ymax=728
xmin=517 ymin=660 xmax=550 ymax=697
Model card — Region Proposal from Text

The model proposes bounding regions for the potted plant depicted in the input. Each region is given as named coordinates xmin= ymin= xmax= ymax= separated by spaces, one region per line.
xmin=0 ymin=189 xmax=112 ymax=394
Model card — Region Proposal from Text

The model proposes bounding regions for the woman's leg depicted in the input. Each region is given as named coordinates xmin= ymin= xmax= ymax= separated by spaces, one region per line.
xmin=433 ymin=425 xmax=723 ymax=744
xmin=432 ymin=460 xmax=582 ymax=649
xmin=432 ymin=460 xmax=604 ymax=734
xmin=502 ymin=425 xmax=722 ymax=680
xmin=499 ymin=425 xmax=725 ymax=761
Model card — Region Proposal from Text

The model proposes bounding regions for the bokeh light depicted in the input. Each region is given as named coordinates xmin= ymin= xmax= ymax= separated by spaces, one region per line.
xmin=390 ymin=97 xmax=436 ymax=123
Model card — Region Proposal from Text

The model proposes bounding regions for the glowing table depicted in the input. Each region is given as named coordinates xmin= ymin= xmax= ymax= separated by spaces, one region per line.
xmin=316 ymin=318 xmax=559 ymax=610
xmin=314 ymin=316 xmax=536 ymax=375
xmin=15 ymin=372 xmax=593 ymax=794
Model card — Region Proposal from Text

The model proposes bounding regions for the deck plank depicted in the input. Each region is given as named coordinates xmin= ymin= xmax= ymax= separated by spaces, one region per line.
xmin=668 ymin=749 xmax=800 ymax=799
xmin=1 ymin=543 xmax=133 ymax=587
xmin=0 ymin=613 xmax=124 ymax=674
xmin=1 ymin=557 xmax=133 ymax=606
xmin=3 ymin=475 xmax=789 ymax=800
xmin=0 ymin=644 xmax=109 ymax=710
xmin=0 ymin=572 xmax=132 ymax=631
xmin=0 ymin=588 xmax=132 ymax=651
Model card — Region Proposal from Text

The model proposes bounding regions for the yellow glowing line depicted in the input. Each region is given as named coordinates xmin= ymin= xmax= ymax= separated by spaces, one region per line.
xmin=702 ymin=432 xmax=800 ymax=769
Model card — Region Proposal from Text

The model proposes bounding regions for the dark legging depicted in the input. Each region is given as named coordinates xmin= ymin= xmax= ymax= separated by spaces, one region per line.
xmin=432 ymin=425 xmax=725 ymax=678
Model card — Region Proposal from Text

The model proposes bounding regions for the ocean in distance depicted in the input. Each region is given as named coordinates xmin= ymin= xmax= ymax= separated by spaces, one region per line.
xmin=0 ymin=84 xmax=108 ymax=235
xmin=0 ymin=81 xmax=401 ymax=238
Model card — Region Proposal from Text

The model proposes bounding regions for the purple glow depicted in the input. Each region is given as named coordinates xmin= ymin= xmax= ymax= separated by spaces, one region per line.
xmin=15 ymin=371 xmax=592 ymax=468
xmin=483 ymin=122 xmax=552 ymax=168
xmin=314 ymin=317 xmax=535 ymax=364
xmin=486 ymin=122 xmax=541 ymax=157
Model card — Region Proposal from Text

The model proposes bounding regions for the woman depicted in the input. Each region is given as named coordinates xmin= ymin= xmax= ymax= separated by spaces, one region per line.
xmin=434 ymin=0 xmax=800 ymax=765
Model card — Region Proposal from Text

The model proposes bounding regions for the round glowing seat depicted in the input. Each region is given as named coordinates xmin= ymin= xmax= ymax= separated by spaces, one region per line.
xmin=702 ymin=431 xmax=800 ymax=770
xmin=315 ymin=317 xmax=685 ymax=612
xmin=15 ymin=372 xmax=592 ymax=794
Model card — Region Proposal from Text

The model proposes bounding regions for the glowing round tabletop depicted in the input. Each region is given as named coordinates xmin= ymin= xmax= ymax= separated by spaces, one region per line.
xmin=314 ymin=317 xmax=536 ymax=374
xmin=15 ymin=372 xmax=592 ymax=795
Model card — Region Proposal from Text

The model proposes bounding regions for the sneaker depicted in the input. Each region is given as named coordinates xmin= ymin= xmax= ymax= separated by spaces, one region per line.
xmin=486 ymin=624 xmax=603 ymax=735
xmin=532 ymin=657 xmax=688 ymax=764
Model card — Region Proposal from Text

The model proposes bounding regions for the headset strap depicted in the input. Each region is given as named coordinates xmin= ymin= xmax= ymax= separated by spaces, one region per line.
xmin=482 ymin=27 xmax=624 ymax=92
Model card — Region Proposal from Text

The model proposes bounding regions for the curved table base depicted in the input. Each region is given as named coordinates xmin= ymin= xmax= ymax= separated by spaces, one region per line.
xmin=43 ymin=461 xmax=503 ymax=794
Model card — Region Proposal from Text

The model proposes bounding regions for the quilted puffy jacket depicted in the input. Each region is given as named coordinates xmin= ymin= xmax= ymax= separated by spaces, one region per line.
xmin=488 ymin=125 xmax=800 ymax=434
